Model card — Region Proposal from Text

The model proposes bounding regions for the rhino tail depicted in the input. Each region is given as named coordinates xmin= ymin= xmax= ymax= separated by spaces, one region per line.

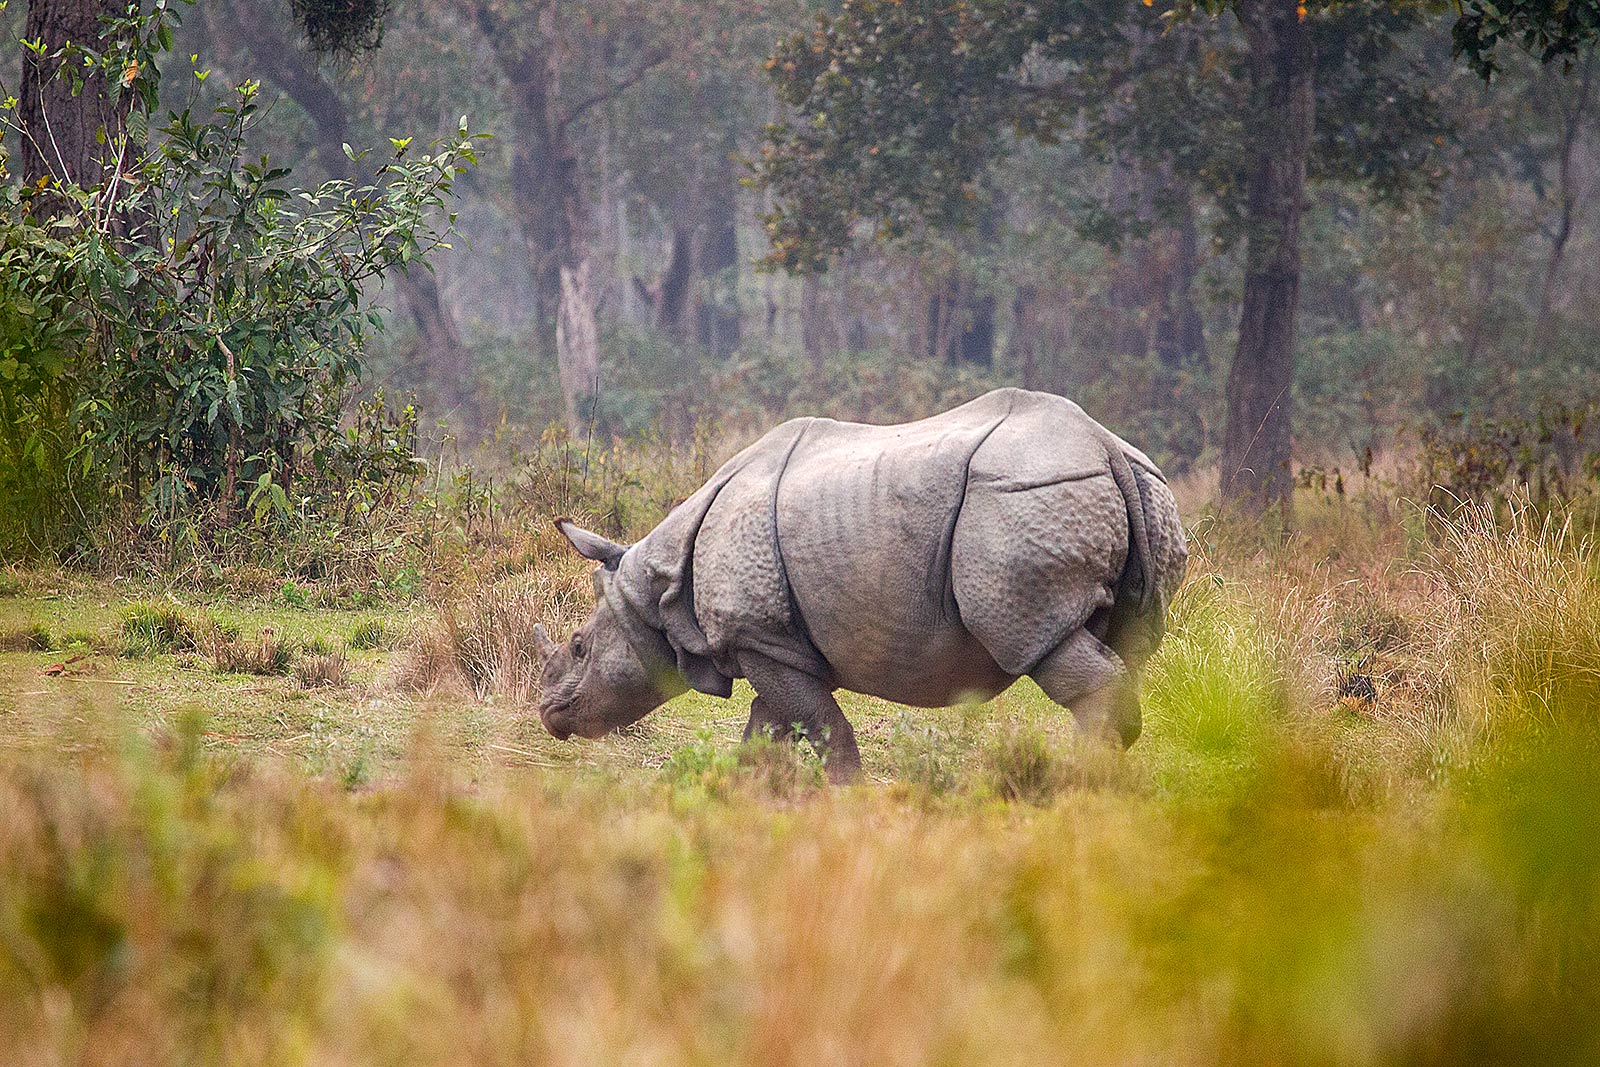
xmin=1096 ymin=428 xmax=1156 ymax=618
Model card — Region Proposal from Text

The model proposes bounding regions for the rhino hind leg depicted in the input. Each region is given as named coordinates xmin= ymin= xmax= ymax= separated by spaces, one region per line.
xmin=740 ymin=652 xmax=862 ymax=784
xmin=742 ymin=694 xmax=800 ymax=744
xmin=1030 ymin=629 xmax=1142 ymax=748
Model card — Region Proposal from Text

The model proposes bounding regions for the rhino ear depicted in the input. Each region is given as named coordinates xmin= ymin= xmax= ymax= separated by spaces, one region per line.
xmin=555 ymin=518 xmax=626 ymax=570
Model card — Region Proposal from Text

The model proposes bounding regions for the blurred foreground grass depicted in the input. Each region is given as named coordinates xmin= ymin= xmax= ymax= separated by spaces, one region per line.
xmin=1 ymin=501 xmax=1599 ymax=1064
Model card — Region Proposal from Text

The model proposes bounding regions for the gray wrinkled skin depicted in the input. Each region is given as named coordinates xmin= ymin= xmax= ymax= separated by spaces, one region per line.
xmin=535 ymin=388 xmax=1187 ymax=782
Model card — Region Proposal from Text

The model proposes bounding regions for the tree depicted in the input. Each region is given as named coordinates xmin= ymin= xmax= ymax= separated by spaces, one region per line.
xmin=1453 ymin=0 xmax=1600 ymax=79
xmin=16 ymin=0 xmax=128 ymax=211
xmin=756 ymin=0 xmax=1452 ymax=520
xmin=453 ymin=0 xmax=691 ymax=433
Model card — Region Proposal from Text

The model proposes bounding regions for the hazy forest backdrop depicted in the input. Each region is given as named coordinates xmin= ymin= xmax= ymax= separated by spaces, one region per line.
xmin=5 ymin=0 xmax=1599 ymax=563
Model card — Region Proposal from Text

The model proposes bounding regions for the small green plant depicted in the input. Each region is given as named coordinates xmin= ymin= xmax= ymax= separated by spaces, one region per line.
xmin=661 ymin=730 xmax=740 ymax=796
xmin=888 ymin=712 xmax=961 ymax=796
xmin=280 ymin=582 xmax=312 ymax=610
xmin=302 ymin=633 xmax=337 ymax=658
xmin=120 ymin=603 xmax=199 ymax=658
xmin=348 ymin=617 xmax=390 ymax=651
xmin=0 ymin=575 xmax=23 ymax=597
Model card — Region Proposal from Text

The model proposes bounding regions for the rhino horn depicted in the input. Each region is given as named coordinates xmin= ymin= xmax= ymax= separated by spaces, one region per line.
xmin=531 ymin=623 xmax=557 ymax=659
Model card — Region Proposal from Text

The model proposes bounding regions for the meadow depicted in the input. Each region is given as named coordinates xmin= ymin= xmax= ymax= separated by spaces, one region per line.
xmin=1 ymin=484 xmax=1598 ymax=1066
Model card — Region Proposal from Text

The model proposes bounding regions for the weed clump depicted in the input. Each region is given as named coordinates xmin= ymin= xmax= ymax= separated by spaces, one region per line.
xmin=212 ymin=628 xmax=299 ymax=676
xmin=348 ymin=617 xmax=391 ymax=650
xmin=296 ymin=646 xmax=350 ymax=689
xmin=888 ymin=712 xmax=962 ymax=797
xmin=120 ymin=603 xmax=200 ymax=657
xmin=398 ymin=568 xmax=587 ymax=703
xmin=0 ymin=623 xmax=53 ymax=652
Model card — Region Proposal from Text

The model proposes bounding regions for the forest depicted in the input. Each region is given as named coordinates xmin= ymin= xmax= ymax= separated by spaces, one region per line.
xmin=1 ymin=0 xmax=1599 ymax=1062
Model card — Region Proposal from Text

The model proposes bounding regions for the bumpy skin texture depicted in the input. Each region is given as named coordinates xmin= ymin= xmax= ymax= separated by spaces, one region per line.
xmin=537 ymin=388 xmax=1188 ymax=781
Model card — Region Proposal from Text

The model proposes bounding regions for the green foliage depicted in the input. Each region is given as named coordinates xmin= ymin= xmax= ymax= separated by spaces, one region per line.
xmin=0 ymin=3 xmax=477 ymax=562
xmin=348 ymin=617 xmax=391 ymax=651
xmin=0 ymin=207 xmax=97 ymax=555
xmin=757 ymin=0 xmax=1448 ymax=271
xmin=1413 ymin=405 xmax=1600 ymax=515
xmin=1454 ymin=0 xmax=1600 ymax=79
xmin=0 ymin=622 xmax=54 ymax=652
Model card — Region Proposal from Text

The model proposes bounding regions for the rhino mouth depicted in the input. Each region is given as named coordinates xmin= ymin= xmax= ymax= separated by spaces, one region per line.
xmin=539 ymin=700 xmax=575 ymax=742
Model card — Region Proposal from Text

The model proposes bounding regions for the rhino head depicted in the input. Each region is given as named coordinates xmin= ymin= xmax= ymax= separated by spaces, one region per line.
xmin=533 ymin=519 xmax=686 ymax=741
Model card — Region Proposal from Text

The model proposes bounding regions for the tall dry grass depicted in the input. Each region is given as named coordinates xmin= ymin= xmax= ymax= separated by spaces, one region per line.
xmin=6 ymin=496 xmax=1594 ymax=1063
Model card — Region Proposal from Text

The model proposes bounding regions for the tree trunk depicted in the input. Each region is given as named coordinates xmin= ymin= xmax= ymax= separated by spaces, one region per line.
xmin=18 ymin=0 xmax=126 ymax=210
xmin=470 ymin=0 xmax=602 ymax=432
xmin=1532 ymin=48 xmax=1595 ymax=352
xmin=1221 ymin=0 xmax=1315 ymax=523
xmin=557 ymin=259 xmax=601 ymax=431
xmin=800 ymin=274 xmax=829 ymax=372
xmin=693 ymin=149 xmax=742 ymax=358
xmin=649 ymin=224 xmax=696 ymax=332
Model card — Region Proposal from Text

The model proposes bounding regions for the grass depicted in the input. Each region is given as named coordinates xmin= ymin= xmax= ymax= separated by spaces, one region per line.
xmin=0 ymin=494 xmax=1597 ymax=1063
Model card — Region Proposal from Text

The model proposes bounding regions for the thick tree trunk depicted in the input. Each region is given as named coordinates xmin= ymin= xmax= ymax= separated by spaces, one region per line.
xmin=1221 ymin=0 xmax=1315 ymax=523
xmin=650 ymin=224 xmax=696 ymax=332
xmin=470 ymin=0 xmax=607 ymax=433
xmin=693 ymin=149 xmax=742 ymax=358
xmin=557 ymin=259 xmax=601 ymax=430
xmin=18 ymin=0 xmax=126 ymax=210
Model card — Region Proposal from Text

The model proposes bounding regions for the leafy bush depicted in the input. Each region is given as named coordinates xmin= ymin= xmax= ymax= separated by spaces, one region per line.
xmin=0 ymin=5 xmax=478 ymax=562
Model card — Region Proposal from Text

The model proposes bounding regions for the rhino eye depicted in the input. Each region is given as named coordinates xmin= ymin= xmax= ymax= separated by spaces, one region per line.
xmin=571 ymin=634 xmax=586 ymax=659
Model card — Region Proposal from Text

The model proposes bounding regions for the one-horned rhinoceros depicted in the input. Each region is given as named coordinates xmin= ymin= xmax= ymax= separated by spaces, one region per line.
xmin=532 ymin=387 xmax=1186 ymax=782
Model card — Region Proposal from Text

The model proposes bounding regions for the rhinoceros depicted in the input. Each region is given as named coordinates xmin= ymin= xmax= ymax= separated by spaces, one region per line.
xmin=532 ymin=387 xmax=1186 ymax=782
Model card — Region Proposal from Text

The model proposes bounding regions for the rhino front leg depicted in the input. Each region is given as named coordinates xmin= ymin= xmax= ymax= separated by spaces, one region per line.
xmin=740 ymin=653 xmax=862 ymax=784
xmin=1031 ymin=629 xmax=1142 ymax=748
